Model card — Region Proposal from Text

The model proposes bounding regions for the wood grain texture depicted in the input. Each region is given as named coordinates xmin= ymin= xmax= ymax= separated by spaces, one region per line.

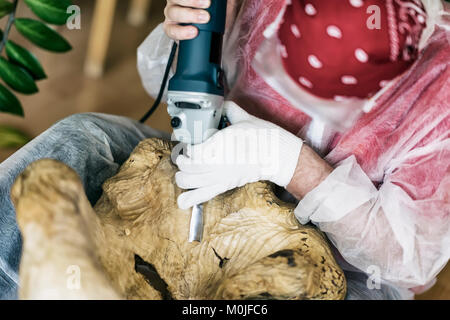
xmin=11 ymin=159 xmax=121 ymax=299
xmin=12 ymin=138 xmax=346 ymax=300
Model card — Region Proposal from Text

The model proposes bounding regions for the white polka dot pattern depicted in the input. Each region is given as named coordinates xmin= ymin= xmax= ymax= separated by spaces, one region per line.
xmin=280 ymin=45 xmax=288 ymax=58
xmin=326 ymin=25 xmax=342 ymax=39
xmin=299 ymin=77 xmax=313 ymax=88
xmin=308 ymin=55 xmax=323 ymax=69
xmin=278 ymin=0 xmax=425 ymax=99
xmin=341 ymin=76 xmax=358 ymax=85
xmin=290 ymin=24 xmax=301 ymax=38
xmin=355 ymin=48 xmax=369 ymax=62
xmin=349 ymin=0 xmax=364 ymax=8
xmin=305 ymin=3 xmax=317 ymax=16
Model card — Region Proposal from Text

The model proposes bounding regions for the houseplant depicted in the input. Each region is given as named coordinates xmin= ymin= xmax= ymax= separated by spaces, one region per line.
xmin=0 ymin=0 xmax=72 ymax=148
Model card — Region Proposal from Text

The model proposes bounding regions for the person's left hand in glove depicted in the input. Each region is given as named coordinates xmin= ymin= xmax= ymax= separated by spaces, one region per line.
xmin=174 ymin=101 xmax=308 ymax=210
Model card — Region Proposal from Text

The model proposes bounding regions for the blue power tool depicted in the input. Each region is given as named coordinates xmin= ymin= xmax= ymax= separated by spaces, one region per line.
xmin=167 ymin=0 xmax=228 ymax=242
xmin=167 ymin=0 xmax=227 ymax=145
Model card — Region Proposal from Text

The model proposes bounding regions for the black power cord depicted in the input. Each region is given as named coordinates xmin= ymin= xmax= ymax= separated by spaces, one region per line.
xmin=140 ymin=41 xmax=178 ymax=123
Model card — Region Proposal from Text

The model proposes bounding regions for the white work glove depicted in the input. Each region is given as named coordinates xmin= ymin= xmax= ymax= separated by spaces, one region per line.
xmin=174 ymin=101 xmax=303 ymax=210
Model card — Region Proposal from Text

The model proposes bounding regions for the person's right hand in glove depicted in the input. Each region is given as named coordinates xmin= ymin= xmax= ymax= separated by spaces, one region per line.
xmin=163 ymin=0 xmax=211 ymax=40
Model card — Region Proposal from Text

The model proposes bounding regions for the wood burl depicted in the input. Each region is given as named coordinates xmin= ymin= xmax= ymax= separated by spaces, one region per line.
xmin=11 ymin=138 xmax=346 ymax=300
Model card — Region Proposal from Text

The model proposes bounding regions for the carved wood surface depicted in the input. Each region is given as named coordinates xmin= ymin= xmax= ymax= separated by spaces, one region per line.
xmin=11 ymin=138 xmax=346 ymax=300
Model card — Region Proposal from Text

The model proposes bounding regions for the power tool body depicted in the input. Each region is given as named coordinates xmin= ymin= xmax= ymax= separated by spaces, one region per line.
xmin=167 ymin=0 xmax=228 ymax=242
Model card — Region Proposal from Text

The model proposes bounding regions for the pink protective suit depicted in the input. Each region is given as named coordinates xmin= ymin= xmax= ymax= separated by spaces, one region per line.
xmin=137 ymin=0 xmax=449 ymax=293
xmin=226 ymin=0 xmax=449 ymax=291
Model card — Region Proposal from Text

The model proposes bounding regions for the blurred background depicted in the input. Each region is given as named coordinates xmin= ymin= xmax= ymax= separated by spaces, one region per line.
xmin=0 ymin=0 xmax=447 ymax=300
xmin=0 ymin=0 xmax=171 ymax=162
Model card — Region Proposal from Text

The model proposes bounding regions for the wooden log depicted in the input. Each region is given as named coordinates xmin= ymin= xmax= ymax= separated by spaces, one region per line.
xmin=12 ymin=138 xmax=346 ymax=300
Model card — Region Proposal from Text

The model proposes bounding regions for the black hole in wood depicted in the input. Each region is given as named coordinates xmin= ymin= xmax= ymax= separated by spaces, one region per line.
xmin=134 ymin=254 xmax=173 ymax=300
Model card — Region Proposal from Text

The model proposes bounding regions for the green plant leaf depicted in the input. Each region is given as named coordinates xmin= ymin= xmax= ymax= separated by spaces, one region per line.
xmin=6 ymin=40 xmax=47 ymax=80
xmin=0 ymin=125 xmax=30 ymax=148
xmin=0 ymin=57 xmax=38 ymax=94
xmin=0 ymin=83 xmax=23 ymax=116
xmin=15 ymin=18 xmax=72 ymax=52
xmin=24 ymin=0 xmax=72 ymax=25
xmin=0 ymin=0 xmax=14 ymax=19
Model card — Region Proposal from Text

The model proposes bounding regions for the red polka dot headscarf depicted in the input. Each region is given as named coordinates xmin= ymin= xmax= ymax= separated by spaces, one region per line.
xmin=278 ymin=0 xmax=427 ymax=100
